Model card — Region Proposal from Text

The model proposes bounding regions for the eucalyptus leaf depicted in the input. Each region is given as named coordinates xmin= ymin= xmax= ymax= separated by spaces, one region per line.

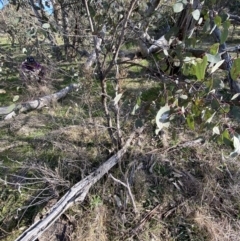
xmin=175 ymin=89 xmax=183 ymax=94
xmin=131 ymin=104 xmax=139 ymax=115
xmin=22 ymin=48 xmax=27 ymax=54
xmin=220 ymin=21 xmax=230 ymax=44
xmin=186 ymin=115 xmax=194 ymax=130
xmin=214 ymin=15 xmax=222 ymax=27
xmin=209 ymin=43 xmax=219 ymax=55
xmin=13 ymin=95 xmax=19 ymax=102
xmin=206 ymin=112 xmax=216 ymax=123
xmin=206 ymin=53 xmax=221 ymax=64
xmin=230 ymin=135 xmax=240 ymax=157
xmin=135 ymin=119 xmax=143 ymax=128
xmin=213 ymin=126 xmax=220 ymax=135
xmin=173 ymin=3 xmax=184 ymax=13
xmin=229 ymin=106 xmax=240 ymax=121
xmin=195 ymin=56 xmax=208 ymax=80
xmin=163 ymin=49 xmax=168 ymax=56
xmin=42 ymin=23 xmax=50 ymax=29
xmin=192 ymin=9 xmax=200 ymax=20
xmin=179 ymin=94 xmax=188 ymax=99
xmin=210 ymin=59 xmax=225 ymax=74
xmin=156 ymin=105 xmax=170 ymax=131
xmin=231 ymin=93 xmax=240 ymax=100
xmin=230 ymin=58 xmax=240 ymax=81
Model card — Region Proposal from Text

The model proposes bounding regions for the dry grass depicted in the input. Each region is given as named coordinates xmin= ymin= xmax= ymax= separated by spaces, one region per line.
xmin=72 ymin=204 xmax=109 ymax=241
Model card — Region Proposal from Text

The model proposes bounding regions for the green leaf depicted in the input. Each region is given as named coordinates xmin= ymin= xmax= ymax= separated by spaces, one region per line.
xmin=231 ymin=93 xmax=240 ymax=100
xmin=13 ymin=95 xmax=19 ymax=102
xmin=173 ymin=2 xmax=184 ymax=13
xmin=195 ymin=56 xmax=208 ymax=80
xmin=22 ymin=48 xmax=27 ymax=54
xmin=136 ymin=95 xmax=141 ymax=106
xmin=220 ymin=103 xmax=230 ymax=114
xmin=209 ymin=43 xmax=219 ymax=55
xmin=221 ymin=129 xmax=231 ymax=146
xmin=156 ymin=105 xmax=170 ymax=131
xmin=176 ymin=89 xmax=183 ymax=94
xmin=192 ymin=9 xmax=200 ymax=20
xmin=229 ymin=106 xmax=240 ymax=121
xmin=220 ymin=21 xmax=230 ymax=44
xmin=206 ymin=112 xmax=216 ymax=123
xmin=185 ymin=38 xmax=197 ymax=48
xmin=163 ymin=49 xmax=168 ymax=56
xmin=186 ymin=115 xmax=195 ymax=130
xmin=179 ymin=94 xmax=188 ymax=100
xmin=233 ymin=135 xmax=240 ymax=151
xmin=203 ymin=19 xmax=211 ymax=32
xmin=131 ymin=104 xmax=139 ymax=115
xmin=211 ymin=98 xmax=220 ymax=110
xmin=206 ymin=53 xmax=221 ymax=64
xmin=220 ymin=12 xmax=229 ymax=22
xmin=135 ymin=119 xmax=144 ymax=128
xmin=230 ymin=58 xmax=240 ymax=81
xmin=42 ymin=23 xmax=50 ymax=29
xmin=230 ymin=135 xmax=240 ymax=157
xmin=213 ymin=126 xmax=220 ymax=135
xmin=214 ymin=15 xmax=222 ymax=27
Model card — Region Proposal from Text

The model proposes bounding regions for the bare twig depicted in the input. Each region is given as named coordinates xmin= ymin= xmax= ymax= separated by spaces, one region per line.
xmin=109 ymin=174 xmax=137 ymax=213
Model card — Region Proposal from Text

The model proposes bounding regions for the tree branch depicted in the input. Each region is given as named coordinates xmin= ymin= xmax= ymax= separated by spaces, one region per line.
xmin=15 ymin=126 xmax=144 ymax=241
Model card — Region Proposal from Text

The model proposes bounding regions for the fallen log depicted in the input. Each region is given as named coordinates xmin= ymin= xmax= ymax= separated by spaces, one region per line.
xmin=0 ymin=83 xmax=81 ymax=120
xmin=15 ymin=126 xmax=144 ymax=241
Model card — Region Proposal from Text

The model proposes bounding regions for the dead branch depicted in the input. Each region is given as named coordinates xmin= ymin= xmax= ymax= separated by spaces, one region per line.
xmin=228 ymin=13 xmax=240 ymax=23
xmin=0 ymin=83 xmax=81 ymax=120
xmin=226 ymin=45 xmax=240 ymax=52
xmin=109 ymin=174 xmax=137 ymax=213
xmin=15 ymin=126 xmax=144 ymax=241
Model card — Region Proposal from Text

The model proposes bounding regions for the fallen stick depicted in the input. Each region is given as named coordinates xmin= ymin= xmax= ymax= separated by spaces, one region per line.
xmin=15 ymin=126 xmax=144 ymax=241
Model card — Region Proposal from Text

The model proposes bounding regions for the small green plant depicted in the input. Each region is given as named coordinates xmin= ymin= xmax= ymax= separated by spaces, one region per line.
xmin=89 ymin=195 xmax=102 ymax=210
